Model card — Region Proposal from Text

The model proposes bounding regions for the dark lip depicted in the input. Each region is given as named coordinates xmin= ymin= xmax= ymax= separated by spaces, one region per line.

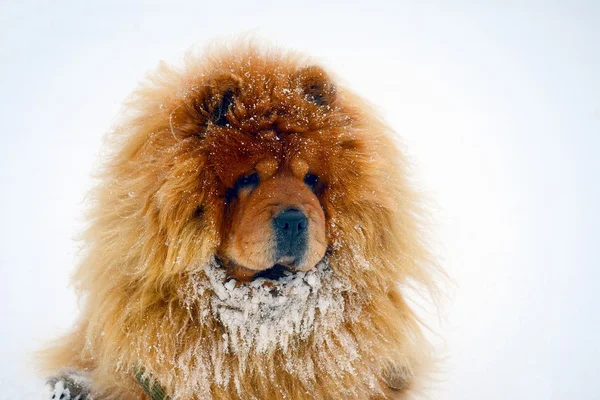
xmin=214 ymin=256 xmax=296 ymax=282
xmin=252 ymin=264 xmax=293 ymax=281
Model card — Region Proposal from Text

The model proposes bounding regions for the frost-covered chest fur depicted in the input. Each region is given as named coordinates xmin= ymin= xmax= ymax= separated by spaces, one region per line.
xmin=186 ymin=258 xmax=350 ymax=356
xmin=135 ymin=256 xmax=397 ymax=400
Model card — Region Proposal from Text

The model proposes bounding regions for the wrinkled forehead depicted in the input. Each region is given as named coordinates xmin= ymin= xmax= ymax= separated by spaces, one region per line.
xmin=192 ymin=59 xmax=349 ymax=188
xmin=206 ymin=129 xmax=335 ymax=187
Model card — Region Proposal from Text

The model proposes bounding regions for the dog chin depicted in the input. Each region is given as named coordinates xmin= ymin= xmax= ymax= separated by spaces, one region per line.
xmin=218 ymin=256 xmax=320 ymax=282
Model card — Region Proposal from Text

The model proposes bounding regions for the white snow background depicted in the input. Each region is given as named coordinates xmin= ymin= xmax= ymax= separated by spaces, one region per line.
xmin=1 ymin=1 xmax=599 ymax=399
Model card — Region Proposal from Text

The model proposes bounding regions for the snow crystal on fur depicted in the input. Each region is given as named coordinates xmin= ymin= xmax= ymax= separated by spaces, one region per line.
xmin=181 ymin=257 xmax=352 ymax=366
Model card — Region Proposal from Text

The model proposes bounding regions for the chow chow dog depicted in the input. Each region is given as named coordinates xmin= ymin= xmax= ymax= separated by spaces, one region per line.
xmin=42 ymin=41 xmax=439 ymax=399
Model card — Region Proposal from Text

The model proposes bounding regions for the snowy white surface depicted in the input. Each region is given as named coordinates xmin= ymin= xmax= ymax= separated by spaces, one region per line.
xmin=1 ymin=1 xmax=599 ymax=399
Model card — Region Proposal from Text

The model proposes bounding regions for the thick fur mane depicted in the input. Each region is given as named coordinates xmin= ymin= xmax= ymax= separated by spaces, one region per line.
xmin=41 ymin=41 xmax=438 ymax=399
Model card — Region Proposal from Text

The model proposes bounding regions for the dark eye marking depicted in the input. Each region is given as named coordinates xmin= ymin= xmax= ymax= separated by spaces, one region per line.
xmin=192 ymin=205 xmax=204 ymax=219
xmin=226 ymin=172 xmax=260 ymax=203
xmin=236 ymin=172 xmax=259 ymax=189
xmin=304 ymin=173 xmax=319 ymax=192
xmin=213 ymin=88 xmax=235 ymax=127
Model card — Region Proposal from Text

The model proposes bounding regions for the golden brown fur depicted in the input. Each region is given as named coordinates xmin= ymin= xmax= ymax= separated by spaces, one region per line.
xmin=40 ymin=40 xmax=439 ymax=399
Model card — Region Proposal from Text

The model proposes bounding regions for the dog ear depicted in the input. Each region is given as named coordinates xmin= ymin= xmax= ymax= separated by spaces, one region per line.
xmin=204 ymin=72 xmax=242 ymax=126
xmin=294 ymin=66 xmax=336 ymax=106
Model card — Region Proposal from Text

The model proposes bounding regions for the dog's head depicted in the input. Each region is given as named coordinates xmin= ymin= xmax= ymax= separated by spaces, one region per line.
xmin=202 ymin=67 xmax=335 ymax=281
xmin=166 ymin=62 xmax=340 ymax=282
xmin=89 ymin=45 xmax=432 ymax=292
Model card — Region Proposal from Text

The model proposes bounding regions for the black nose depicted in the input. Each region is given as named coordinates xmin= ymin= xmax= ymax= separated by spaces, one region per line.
xmin=273 ymin=208 xmax=308 ymax=261
xmin=274 ymin=209 xmax=307 ymax=238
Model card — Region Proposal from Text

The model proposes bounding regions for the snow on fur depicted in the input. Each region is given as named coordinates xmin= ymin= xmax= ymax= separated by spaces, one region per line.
xmin=199 ymin=258 xmax=347 ymax=354
xmin=171 ymin=257 xmax=366 ymax=397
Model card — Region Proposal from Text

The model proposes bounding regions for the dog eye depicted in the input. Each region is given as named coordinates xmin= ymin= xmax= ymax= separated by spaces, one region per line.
xmin=304 ymin=173 xmax=319 ymax=191
xmin=225 ymin=172 xmax=259 ymax=203
xmin=236 ymin=172 xmax=259 ymax=189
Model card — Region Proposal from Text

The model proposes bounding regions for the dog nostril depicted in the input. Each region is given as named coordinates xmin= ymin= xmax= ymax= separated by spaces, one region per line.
xmin=298 ymin=220 xmax=306 ymax=231
xmin=274 ymin=209 xmax=308 ymax=237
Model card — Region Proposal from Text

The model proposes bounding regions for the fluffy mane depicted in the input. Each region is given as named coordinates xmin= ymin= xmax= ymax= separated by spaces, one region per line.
xmin=41 ymin=41 xmax=439 ymax=399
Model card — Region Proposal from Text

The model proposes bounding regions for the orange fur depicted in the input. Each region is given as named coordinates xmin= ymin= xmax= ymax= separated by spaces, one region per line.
xmin=40 ymin=40 xmax=440 ymax=399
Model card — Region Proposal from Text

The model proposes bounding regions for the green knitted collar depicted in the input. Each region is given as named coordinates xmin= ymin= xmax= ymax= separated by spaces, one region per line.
xmin=134 ymin=367 xmax=171 ymax=400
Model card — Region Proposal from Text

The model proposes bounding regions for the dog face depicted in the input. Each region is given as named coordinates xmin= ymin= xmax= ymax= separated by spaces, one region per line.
xmin=164 ymin=64 xmax=345 ymax=282
xmin=218 ymin=157 xmax=327 ymax=280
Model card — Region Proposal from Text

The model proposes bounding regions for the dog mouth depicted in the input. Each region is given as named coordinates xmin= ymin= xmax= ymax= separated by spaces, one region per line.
xmin=215 ymin=257 xmax=300 ymax=283
xmin=252 ymin=264 xmax=294 ymax=281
